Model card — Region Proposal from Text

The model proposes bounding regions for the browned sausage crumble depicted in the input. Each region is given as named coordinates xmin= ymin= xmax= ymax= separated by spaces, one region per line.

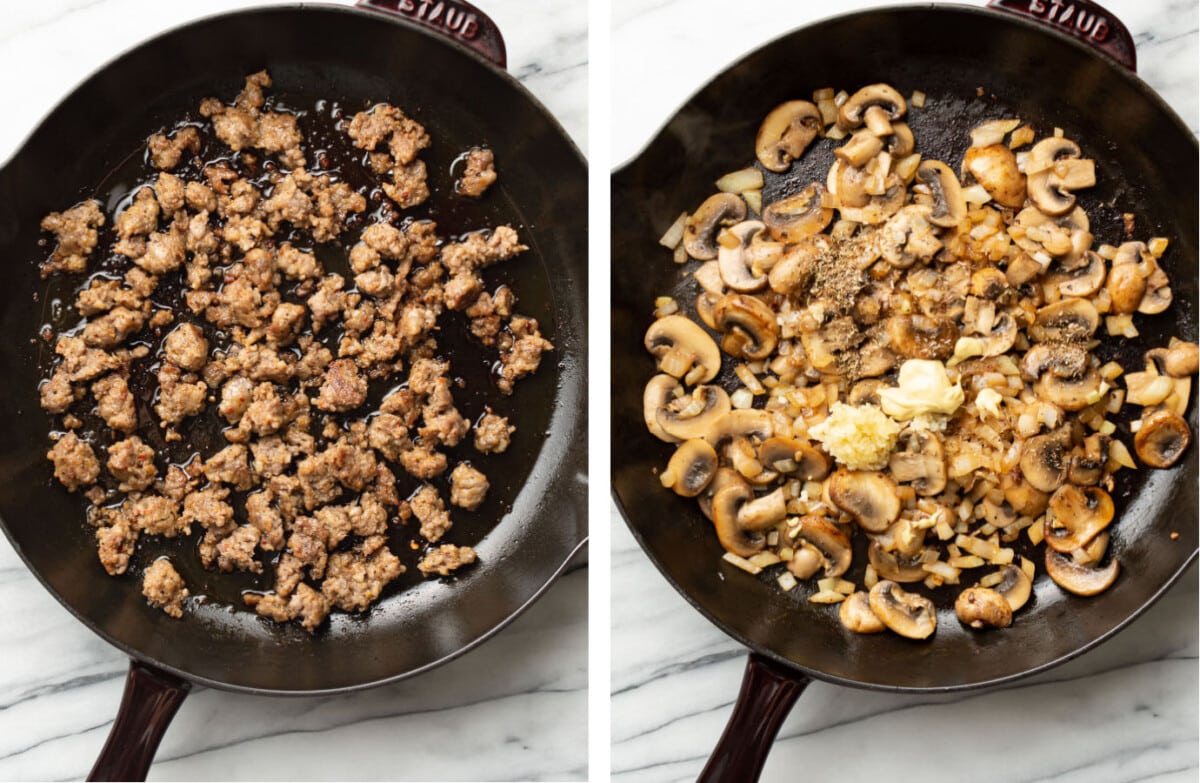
xmin=36 ymin=70 xmax=553 ymax=631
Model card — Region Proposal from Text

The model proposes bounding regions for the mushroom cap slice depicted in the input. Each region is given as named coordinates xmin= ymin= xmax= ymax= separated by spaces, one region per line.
xmin=762 ymin=183 xmax=834 ymax=243
xmin=839 ymin=591 xmax=886 ymax=634
xmin=683 ymin=193 xmax=747 ymax=260
xmin=643 ymin=374 xmax=683 ymax=443
xmin=916 ymin=160 xmax=967 ymax=228
xmin=1045 ymin=549 xmax=1119 ymax=596
xmin=756 ymin=100 xmax=823 ymax=172
xmin=1044 ymin=485 xmax=1114 ymax=553
xmin=662 ymin=439 xmax=718 ymax=498
xmin=992 ymin=564 xmax=1033 ymax=611
xmin=1027 ymin=137 xmax=1081 ymax=173
xmin=1133 ymin=408 xmax=1191 ymax=468
xmin=1029 ymin=298 xmax=1099 ymax=343
xmin=757 ymin=436 xmax=831 ymax=480
xmin=1020 ymin=428 xmax=1071 ymax=493
xmin=713 ymin=294 xmax=780 ymax=360
xmin=698 ymin=467 xmax=749 ymax=521
xmin=1001 ymin=472 xmax=1051 ymax=517
xmin=888 ymin=430 xmax=947 ymax=496
xmin=975 ymin=311 xmax=1019 ymax=358
xmin=1035 ymin=367 xmax=1102 ymax=412
xmin=1020 ymin=343 xmax=1089 ymax=382
xmin=644 ymin=315 xmax=722 ymax=384
xmin=1067 ymin=433 xmax=1110 ymax=487
xmin=868 ymin=539 xmax=927 ymax=583
xmin=1146 ymin=342 xmax=1200 ymax=378
xmin=838 ymin=83 xmax=907 ymax=131
xmin=1137 ymin=261 xmax=1173 ymax=315
xmin=955 ymin=587 xmax=1014 ymax=629
xmin=657 ymin=385 xmax=732 ymax=441
xmin=1106 ymin=254 xmax=1147 ymax=314
xmin=717 ymin=220 xmax=772 ymax=293
xmin=885 ymin=122 xmax=915 ymax=157
xmin=828 ymin=470 xmax=902 ymax=533
xmin=1027 ymin=170 xmax=1076 ymax=216
xmin=868 ymin=580 xmax=937 ymax=640
xmin=792 ymin=515 xmax=852 ymax=578
xmin=886 ymin=314 xmax=959 ymax=361
xmin=1054 ymin=251 xmax=1106 ymax=298
xmin=710 ymin=483 xmax=765 ymax=558
xmin=963 ymin=144 xmax=1026 ymax=208
xmin=703 ymin=409 xmax=775 ymax=449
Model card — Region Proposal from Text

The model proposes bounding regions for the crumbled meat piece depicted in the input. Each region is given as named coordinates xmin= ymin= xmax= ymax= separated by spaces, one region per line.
xmin=107 ymin=435 xmax=158 ymax=492
xmin=142 ymin=558 xmax=189 ymax=617
xmin=115 ymin=188 xmax=160 ymax=241
xmin=474 ymin=411 xmax=514 ymax=454
xmin=219 ymin=375 xmax=254 ymax=423
xmin=399 ymin=443 xmax=447 ymax=479
xmin=361 ymin=223 xmax=410 ymax=259
xmin=40 ymin=200 xmax=105 ymax=277
xmin=287 ymin=515 xmax=329 ymax=578
xmin=226 ymin=344 xmax=292 ymax=384
xmin=347 ymin=104 xmax=430 ymax=162
xmin=204 ymin=275 xmax=270 ymax=329
xmin=55 ymin=335 xmax=124 ymax=382
xmin=367 ymin=413 xmax=411 ymax=462
xmin=379 ymin=387 xmax=419 ymax=424
xmin=181 ymin=485 xmax=235 ymax=534
xmin=418 ymin=544 xmax=478 ymax=577
xmin=407 ymin=358 xmax=448 ymax=395
xmin=260 ymin=168 xmax=365 ymax=242
xmin=313 ymin=505 xmax=353 ymax=549
xmin=215 ymin=525 xmax=262 ymax=573
xmin=314 ymin=359 xmax=368 ymax=412
xmin=124 ymin=494 xmax=187 ymax=537
xmin=154 ymin=364 xmax=207 ymax=425
xmin=185 ymin=180 xmax=218 ymax=212
xmin=157 ymin=464 xmax=195 ymax=503
xmin=406 ymin=483 xmax=452 ymax=542
xmin=267 ymin=302 xmax=306 ymax=346
xmin=449 ymin=463 xmax=489 ymax=510
xmin=295 ymin=449 xmax=344 ymax=510
xmin=204 ymin=444 xmax=254 ymax=490
xmin=133 ymin=223 xmax=187 ymax=275
xmin=348 ymin=493 xmax=389 ymax=536
xmin=81 ymin=307 xmax=146 ymax=349
xmin=456 ymin=148 xmax=497 ymax=198
xmin=355 ymin=267 xmax=395 ymax=298
xmin=147 ymin=127 xmax=201 ymax=170
xmin=155 ymin=172 xmax=187 ymax=214
xmin=440 ymin=226 xmax=526 ymax=275
xmin=349 ymin=242 xmax=381 ymax=273
xmin=443 ymin=272 xmax=483 ymax=310
xmin=325 ymin=438 xmax=378 ymax=491
xmin=321 ymin=535 xmax=404 ymax=612
xmin=372 ymin=463 xmax=401 ymax=508
xmin=293 ymin=337 xmax=333 ymax=381
xmin=497 ymin=315 xmax=554 ymax=394
xmin=163 ymin=323 xmax=209 ymax=371
xmin=96 ymin=517 xmax=137 ymax=575
xmin=420 ymin=378 xmax=469 ymax=447
xmin=245 ymin=489 xmax=284 ymax=551
xmin=47 ymin=432 xmax=100 ymax=491
xmin=249 ymin=435 xmax=294 ymax=477
xmin=200 ymin=71 xmax=306 ymax=167
xmin=381 ymin=160 xmax=429 ymax=208
xmin=276 ymin=242 xmax=321 ymax=281
xmin=40 ymin=369 xmax=82 ymax=414
xmin=92 ymin=374 xmax=137 ymax=433
xmin=246 ymin=582 xmax=329 ymax=631
xmin=75 ymin=277 xmax=145 ymax=317
xmin=307 ymin=274 xmax=347 ymax=331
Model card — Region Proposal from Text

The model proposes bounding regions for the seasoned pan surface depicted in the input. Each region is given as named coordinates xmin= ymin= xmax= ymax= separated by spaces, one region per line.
xmin=0 ymin=4 xmax=587 ymax=694
xmin=612 ymin=4 xmax=1197 ymax=690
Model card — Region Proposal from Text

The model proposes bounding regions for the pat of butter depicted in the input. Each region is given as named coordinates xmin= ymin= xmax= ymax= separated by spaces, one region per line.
xmin=975 ymin=388 xmax=1004 ymax=418
xmin=879 ymin=359 xmax=965 ymax=420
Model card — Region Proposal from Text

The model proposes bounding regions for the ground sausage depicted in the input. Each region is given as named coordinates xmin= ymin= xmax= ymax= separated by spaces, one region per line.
xmin=456 ymin=148 xmax=496 ymax=198
xmin=449 ymin=463 xmax=489 ymax=511
xmin=47 ymin=432 xmax=100 ymax=491
xmin=142 ymin=558 xmax=189 ymax=617
xmin=417 ymin=544 xmax=478 ymax=577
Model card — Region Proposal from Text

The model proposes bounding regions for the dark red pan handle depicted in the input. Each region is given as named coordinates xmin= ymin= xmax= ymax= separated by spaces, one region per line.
xmin=88 ymin=660 xmax=191 ymax=782
xmin=697 ymin=653 xmax=811 ymax=783
xmin=987 ymin=0 xmax=1136 ymax=71
xmin=357 ymin=0 xmax=508 ymax=70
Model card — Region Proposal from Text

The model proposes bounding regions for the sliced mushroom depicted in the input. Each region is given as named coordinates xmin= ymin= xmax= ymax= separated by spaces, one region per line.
xmin=1067 ymin=433 xmax=1110 ymax=486
xmin=1001 ymin=472 xmax=1051 ymax=517
xmin=767 ymin=235 xmax=824 ymax=295
xmin=643 ymin=374 xmax=683 ymax=443
xmin=886 ymin=314 xmax=959 ymax=360
xmin=703 ymin=409 xmax=775 ymax=449
xmin=713 ymin=294 xmax=779 ymax=360
xmin=737 ymin=487 xmax=787 ymax=530
xmin=1035 ymin=367 xmax=1102 ymax=412
xmin=695 ymin=292 xmax=719 ymax=329
xmin=757 ymin=437 xmax=831 ymax=480
xmin=848 ymin=379 xmax=888 ymax=407
xmin=868 ymin=539 xmax=926 ymax=583
xmin=1137 ymin=257 xmax=1172 ymax=315
xmin=878 ymin=205 xmax=942 ymax=269
xmin=828 ymin=470 xmax=902 ymax=533
xmin=1054 ymin=251 xmax=1106 ymax=298
xmin=955 ymin=587 xmax=1013 ymax=629
xmin=868 ymin=580 xmax=936 ymax=640
xmin=1026 ymin=136 xmax=1080 ymax=173
xmin=1133 ymin=408 xmax=1191 ymax=468
xmin=1147 ymin=341 xmax=1200 ymax=378
xmin=992 ymin=564 xmax=1033 ymax=611
xmin=888 ymin=430 xmax=946 ymax=496
xmin=661 ymin=439 xmax=718 ymax=498
xmin=916 ymin=160 xmax=967 ymax=228
xmin=1020 ymin=427 xmax=1071 ymax=493
xmin=1076 ymin=530 xmax=1110 ymax=566
xmin=710 ymin=484 xmax=765 ymax=558
xmin=838 ymin=83 xmax=907 ymax=131
xmin=1020 ymin=343 xmax=1089 ymax=382
xmin=858 ymin=341 xmax=898 ymax=378
xmin=657 ymin=385 xmax=732 ymax=440
xmin=1106 ymin=248 xmax=1147 ymax=315
xmin=762 ymin=183 xmax=834 ymax=243
xmin=970 ymin=309 xmax=1019 ymax=357
xmin=756 ymin=100 xmax=823 ymax=172
xmin=683 ymin=193 xmax=747 ymax=260
xmin=1026 ymin=137 xmax=1095 ymax=217
xmin=962 ymin=144 xmax=1026 ymax=208
xmin=718 ymin=220 xmax=770 ymax=292
xmin=1006 ymin=251 xmax=1046 ymax=286
xmin=839 ymin=591 xmax=886 ymax=634
xmin=698 ymin=467 xmax=749 ymax=521
xmin=645 ymin=315 xmax=722 ymax=383
xmin=1044 ymin=485 xmax=1114 ymax=553
xmin=1045 ymin=549 xmax=1119 ymax=596
xmin=792 ymin=515 xmax=852 ymax=578
xmin=1028 ymin=298 xmax=1099 ymax=343
xmin=835 ymin=129 xmax=885 ymax=169
xmin=885 ymin=122 xmax=915 ymax=157
xmin=970 ymin=267 xmax=1009 ymax=300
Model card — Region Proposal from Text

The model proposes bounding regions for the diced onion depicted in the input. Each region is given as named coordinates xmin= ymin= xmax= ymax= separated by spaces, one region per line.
xmin=722 ymin=552 xmax=762 ymax=574
xmin=911 ymin=90 xmax=927 ymax=108
xmin=808 ymin=589 xmax=847 ymax=604
xmin=658 ymin=212 xmax=688 ymax=249
xmin=777 ymin=572 xmax=798 ymax=592
xmin=749 ymin=551 xmax=782 ymax=568
xmin=716 ymin=167 xmax=764 ymax=194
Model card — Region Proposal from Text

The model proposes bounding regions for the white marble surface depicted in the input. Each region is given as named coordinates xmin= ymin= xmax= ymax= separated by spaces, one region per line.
xmin=611 ymin=1 xmax=1199 ymax=781
xmin=0 ymin=1 xmax=587 ymax=781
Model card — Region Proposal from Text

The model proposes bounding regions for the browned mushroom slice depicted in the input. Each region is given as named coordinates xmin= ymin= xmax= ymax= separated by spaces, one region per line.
xmin=1045 ymin=549 xmax=1119 ymax=596
xmin=644 ymin=315 xmax=722 ymax=383
xmin=962 ymin=144 xmax=1026 ymax=208
xmin=1133 ymin=408 xmax=1191 ymax=468
xmin=695 ymin=291 xmax=719 ymax=330
xmin=1020 ymin=428 xmax=1071 ymax=493
xmin=1020 ymin=343 xmax=1089 ymax=382
xmin=762 ymin=183 xmax=834 ymax=243
xmin=888 ymin=430 xmax=946 ymax=496
xmin=1044 ymin=485 xmax=1114 ymax=553
xmin=737 ymin=487 xmax=787 ymax=530
xmin=683 ymin=193 xmax=747 ymax=260
xmin=661 ymin=439 xmax=718 ymax=498
xmin=710 ymin=483 xmax=778 ymax=558
xmin=767 ymin=235 xmax=826 ymax=295
xmin=1001 ymin=471 xmax=1051 ymax=517
xmin=868 ymin=580 xmax=936 ymax=640
xmin=885 ymin=122 xmax=915 ymax=157
xmin=868 ymin=539 xmax=926 ymax=583
xmin=1035 ymin=367 xmax=1102 ymax=412
xmin=1053 ymin=251 xmax=1106 ymax=298
xmin=835 ymin=129 xmax=885 ymax=169
xmin=970 ymin=268 xmax=1008 ymax=299
xmin=955 ymin=586 xmax=1013 ymax=629
xmin=697 ymin=467 xmax=748 ymax=521
xmin=1146 ymin=341 xmax=1200 ymax=378
xmin=837 ymin=84 xmax=907 ymax=131
xmin=1137 ymin=257 xmax=1173 ymax=315
xmin=839 ymin=591 xmax=886 ymax=634
xmin=886 ymin=314 xmax=959 ymax=361
xmin=713 ymin=294 xmax=779 ymax=360
xmin=1028 ymin=298 xmax=1099 ymax=343
xmin=1106 ymin=247 xmax=1147 ymax=315
xmin=992 ymin=564 xmax=1033 ymax=611
xmin=916 ymin=160 xmax=967 ymax=228
xmin=757 ymin=436 xmax=831 ymax=480
xmin=703 ymin=409 xmax=775 ymax=450
xmin=756 ymin=100 xmax=823 ymax=172
xmin=791 ymin=515 xmax=852 ymax=578
xmin=878 ymin=205 xmax=942 ymax=269
xmin=1067 ymin=433 xmax=1110 ymax=486
xmin=643 ymin=374 xmax=682 ymax=443
xmin=829 ymin=470 xmax=902 ymax=533
xmin=788 ymin=544 xmax=824 ymax=579
xmin=1026 ymin=137 xmax=1095 ymax=217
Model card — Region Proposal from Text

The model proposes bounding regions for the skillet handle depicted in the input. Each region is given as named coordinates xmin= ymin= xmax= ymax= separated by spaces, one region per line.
xmin=697 ymin=653 xmax=810 ymax=783
xmin=356 ymin=0 xmax=508 ymax=70
xmin=87 ymin=660 xmax=191 ymax=782
xmin=987 ymin=0 xmax=1136 ymax=71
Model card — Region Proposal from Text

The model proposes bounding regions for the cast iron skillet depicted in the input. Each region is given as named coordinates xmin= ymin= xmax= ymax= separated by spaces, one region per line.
xmin=0 ymin=1 xmax=587 ymax=779
xmin=611 ymin=2 xmax=1197 ymax=780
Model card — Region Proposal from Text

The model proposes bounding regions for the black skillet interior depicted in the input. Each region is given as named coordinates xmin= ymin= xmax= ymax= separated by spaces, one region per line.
xmin=612 ymin=4 xmax=1197 ymax=691
xmin=0 ymin=4 xmax=587 ymax=694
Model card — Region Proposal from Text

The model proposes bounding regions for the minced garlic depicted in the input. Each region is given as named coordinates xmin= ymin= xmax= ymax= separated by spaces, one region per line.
xmin=809 ymin=402 xmax=900 ymax=471
xmin=879 ymin=360 xmax=965 ymax=420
